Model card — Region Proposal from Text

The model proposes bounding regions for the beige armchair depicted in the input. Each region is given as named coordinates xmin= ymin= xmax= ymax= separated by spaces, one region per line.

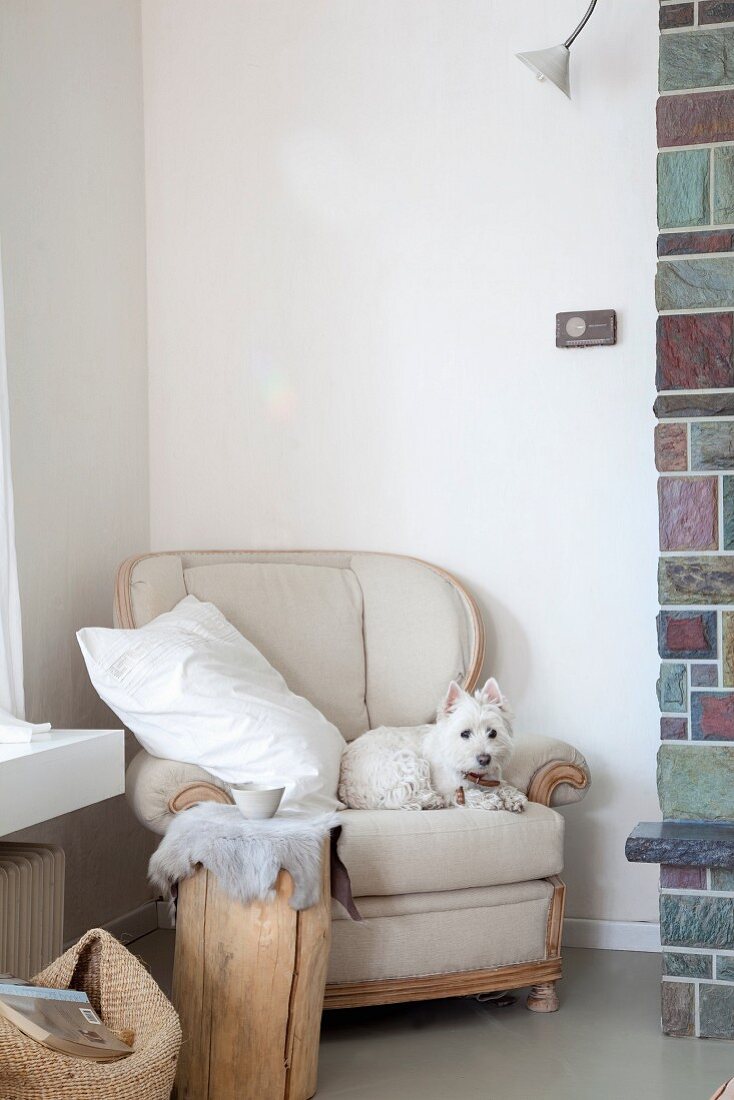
xmin=118 ymin=550 xmax=590 ymax=1012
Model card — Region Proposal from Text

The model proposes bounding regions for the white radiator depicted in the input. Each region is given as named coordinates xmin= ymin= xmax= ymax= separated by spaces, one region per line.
xmin=0 ymin=843 xmax=65 ymax=979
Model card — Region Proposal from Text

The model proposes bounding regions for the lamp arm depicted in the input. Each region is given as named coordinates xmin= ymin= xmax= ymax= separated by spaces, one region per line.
xmin=564 ymin=0 xmax=599 ymax=49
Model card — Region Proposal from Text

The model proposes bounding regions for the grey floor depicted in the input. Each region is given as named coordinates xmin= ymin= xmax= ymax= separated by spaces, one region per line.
xmin=135 ymin=931 xmax=734 ymax=1100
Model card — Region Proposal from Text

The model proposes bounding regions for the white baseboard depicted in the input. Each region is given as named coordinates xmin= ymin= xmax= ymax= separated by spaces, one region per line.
xmin=563 ymin=917 xmax=661 ymax=952
xmin=103 ymin=901 xmax=159 ymax=945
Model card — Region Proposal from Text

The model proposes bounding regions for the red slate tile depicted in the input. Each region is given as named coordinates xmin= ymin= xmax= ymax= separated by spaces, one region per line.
xmin=657 ymin=314 xmax=734 ymax=391
xmin=662 ymin=982 xmax=695 ymax=1038
xmin=692 ymin=692 xmax=734 ymax=739
xmin=661 ymin=865 xmax=707 ymax=889
xmin=661 ymin=717 xmax=688 ymax=740
xmin=659 ymin=477 xmax=719 ymax=550
xmin=660 ymin=3 xmax=695 ymax=27
xmin=667 ymin=617 xmax=708 ymax=652
xmin=655 ymin=424 xmax=688 ymax=472
xmin=659 ymin=611 xmax=717 ymax=658
xmin=658 ymin=231 xmax=734 ymax=257
xmin=658 ymin=91 xmax=734 ymax=148
xmin=699 ymin=0 xmax=734 ymax=23
xmin=691 ymin=663 xmax=719 ymax=687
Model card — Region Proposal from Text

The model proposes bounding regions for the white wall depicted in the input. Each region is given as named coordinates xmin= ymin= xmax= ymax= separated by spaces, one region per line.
xmin=0 ymin=0 xmax=154 ymax=938
xmin=141 ymin=0 xmax=661 ymax=924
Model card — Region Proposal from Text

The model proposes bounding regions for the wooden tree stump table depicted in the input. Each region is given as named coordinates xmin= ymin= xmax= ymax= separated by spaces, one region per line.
xmin=172 ymin=841 xmax=331 ymax=1100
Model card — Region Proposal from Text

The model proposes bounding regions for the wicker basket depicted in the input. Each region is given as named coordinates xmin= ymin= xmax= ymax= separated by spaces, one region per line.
xmin=0 ymin=928 xmax=181 ymax=1100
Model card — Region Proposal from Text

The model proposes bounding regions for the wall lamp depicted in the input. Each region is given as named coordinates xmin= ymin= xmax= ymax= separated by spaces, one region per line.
xmin=516 ymin=0 xmax=599 ymax=99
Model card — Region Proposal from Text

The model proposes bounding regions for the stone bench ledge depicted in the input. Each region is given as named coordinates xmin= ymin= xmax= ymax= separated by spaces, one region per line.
xmin=626 ymin=821 xmax=734 ymax=868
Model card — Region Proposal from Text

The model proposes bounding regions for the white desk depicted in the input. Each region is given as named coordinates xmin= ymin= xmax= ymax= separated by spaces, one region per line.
xmin=0 ymin=730 xmax=125 ymax=835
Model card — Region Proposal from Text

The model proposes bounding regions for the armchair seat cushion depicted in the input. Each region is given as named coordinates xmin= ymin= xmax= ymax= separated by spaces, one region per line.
xmin=337 ymin=801 xmax=564 ymax=897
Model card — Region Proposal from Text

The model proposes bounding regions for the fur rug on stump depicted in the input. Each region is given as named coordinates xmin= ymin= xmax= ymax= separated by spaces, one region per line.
xmin=149 ymin=804 xmax=338 ymax=912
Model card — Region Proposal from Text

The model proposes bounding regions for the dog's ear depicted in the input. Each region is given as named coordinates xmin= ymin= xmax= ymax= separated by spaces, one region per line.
xmin=479 ymin=678 xmax=505 ymax=708
xmin=439 ymin=680 xmax=463 ymax=717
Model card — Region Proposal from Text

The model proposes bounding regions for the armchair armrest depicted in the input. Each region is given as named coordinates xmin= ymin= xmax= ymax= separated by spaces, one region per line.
xmin=126 ymin=732 xmax=590 ymax=835
xmin=504 ymin=733 xmax=590 ymax=808
xmin=126 ymin=749 xmax=233 ymax=835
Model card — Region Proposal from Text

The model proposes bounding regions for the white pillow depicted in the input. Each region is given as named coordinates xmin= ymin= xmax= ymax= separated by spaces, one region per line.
xmin=77 ymin=595 xmax=346 ymax=815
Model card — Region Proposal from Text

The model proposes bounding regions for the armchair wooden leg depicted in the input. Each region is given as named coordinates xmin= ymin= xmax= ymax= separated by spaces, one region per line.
xmin=526 ymin=981 xmax=559 ymax=1013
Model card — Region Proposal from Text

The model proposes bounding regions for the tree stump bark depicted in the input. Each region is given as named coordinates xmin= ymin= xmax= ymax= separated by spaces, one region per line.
xmin=172 ymin=841 xmax=331 ymax=1100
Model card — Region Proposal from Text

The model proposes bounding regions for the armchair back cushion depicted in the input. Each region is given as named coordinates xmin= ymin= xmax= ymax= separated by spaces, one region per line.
xmin=116 ymin=551 xmax=484 ymax=738
xmin=184 ymin=562 xmax=369 ymax=739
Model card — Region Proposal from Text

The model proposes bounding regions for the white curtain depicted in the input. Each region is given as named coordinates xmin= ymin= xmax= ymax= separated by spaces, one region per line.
xmin=0 ymin=239 xmax=25 ymax=720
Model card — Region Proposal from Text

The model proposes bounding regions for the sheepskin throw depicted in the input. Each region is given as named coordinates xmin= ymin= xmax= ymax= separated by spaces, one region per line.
xmin=149 ymin=804 xmax=338 ymax=912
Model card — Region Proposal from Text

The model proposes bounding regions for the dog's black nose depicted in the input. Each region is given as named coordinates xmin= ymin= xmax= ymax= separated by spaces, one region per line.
xmin=476 ymin=754 xmax=491 ymax=767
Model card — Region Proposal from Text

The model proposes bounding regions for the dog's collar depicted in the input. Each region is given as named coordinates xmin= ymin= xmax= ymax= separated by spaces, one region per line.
xmin=463 ymin=772 xmax=501 ymax=788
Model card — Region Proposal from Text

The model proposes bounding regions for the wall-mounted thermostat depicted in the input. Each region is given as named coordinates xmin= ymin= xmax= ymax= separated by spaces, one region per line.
xmin=556 ymin=309 xmax=617 ymax=349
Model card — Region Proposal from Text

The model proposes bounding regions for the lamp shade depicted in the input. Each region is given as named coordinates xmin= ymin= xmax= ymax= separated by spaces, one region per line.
xmin=516 ymin=44 xmax=571 ymax=98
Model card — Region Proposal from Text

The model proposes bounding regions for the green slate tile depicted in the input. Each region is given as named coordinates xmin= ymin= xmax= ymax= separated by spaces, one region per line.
xmin=663 ymin=951 xmax=713 ymax=978
xmin=715 ymin=147 xmax=734 ymax=224
xmin=692 ymin=424 xmax=734 ymax=473
xmin=660 ymin=29 xmax=734 ymax=92
xmin=657 ymin=258 xmax=734 ymax=311
xmin=658 ymin=150 xmax=710 ymax=229
xmin=661 ymin=893 xmax=734 ymax=949
xmin=701 ymin=983 xmax=734 ymax=1037
xmin=658 ymin=744 xmax=734 ymax=821
xmin=725 ymin=478 xmax=734 ymax=551
xmin=713 ymin=869 xmax=734 ymax=890
xmin=717 ymin=955 xmax=734 ymax=980
xmin=657 ymin=663 xmax=688 ymax=713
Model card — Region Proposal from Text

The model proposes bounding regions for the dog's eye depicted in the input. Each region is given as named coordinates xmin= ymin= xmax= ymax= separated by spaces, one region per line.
xmin=460 ymin=730 xmax=472 ymax=740
xmin=488 ymin=730 xmax=498 ymax=739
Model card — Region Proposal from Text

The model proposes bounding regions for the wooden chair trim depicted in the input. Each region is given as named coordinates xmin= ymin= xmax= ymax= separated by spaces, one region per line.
xmin=545 ymin=875 xmax=566 ymax=957
xmin=114 ymin=549 xmax=485 ymax=690
xmin=114 ymin=553 xmax=142 ymax=629
xmin=324 ymin=875 xmax=566 ymax=1011
xmin=168 ymin=782 xmax=234 ymax=815
xmin=324 ymin=957 xmax=562 ymax=1010
xmin=527 ymin=761 xmax=588 ymax=807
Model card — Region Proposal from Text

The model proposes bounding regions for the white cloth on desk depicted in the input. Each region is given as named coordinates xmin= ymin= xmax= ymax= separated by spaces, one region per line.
xmin=0 ymin=707 xmax=51 ymax=743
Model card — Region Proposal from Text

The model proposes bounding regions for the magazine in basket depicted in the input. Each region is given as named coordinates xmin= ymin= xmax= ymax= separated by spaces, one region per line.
xmin=0 ymin=982 xmax=133 ymax=1060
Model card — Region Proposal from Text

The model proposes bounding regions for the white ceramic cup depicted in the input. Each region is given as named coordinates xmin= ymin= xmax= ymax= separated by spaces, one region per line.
xmin=230 ymin=782 xmax=285 ymax=820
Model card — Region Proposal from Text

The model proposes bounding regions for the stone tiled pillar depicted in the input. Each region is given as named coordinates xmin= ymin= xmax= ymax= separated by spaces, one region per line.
xmin=657 ymin=0 xmax=734 ymax=1038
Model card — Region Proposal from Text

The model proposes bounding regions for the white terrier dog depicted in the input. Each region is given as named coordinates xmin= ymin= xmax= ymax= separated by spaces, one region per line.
xmin=338 ymin=679 xmax=527 ymax=812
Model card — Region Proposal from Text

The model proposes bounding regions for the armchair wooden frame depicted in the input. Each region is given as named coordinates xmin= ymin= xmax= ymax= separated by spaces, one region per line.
xmin=324 ymin=761 xmax=587 ymax=1013
xmin=164 ymin=760 xmax=586 ymax=1013
xmin=116 ymin=552 xmax=587 ymax=1014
